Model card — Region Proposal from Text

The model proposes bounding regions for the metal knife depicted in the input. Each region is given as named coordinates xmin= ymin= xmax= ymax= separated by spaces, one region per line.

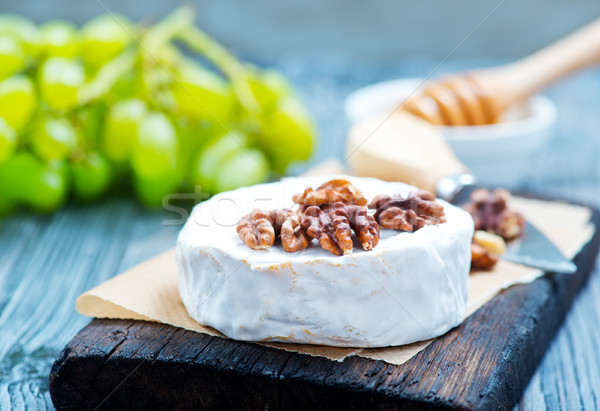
xmin=436 ymin=174 xmax=577 ymax=274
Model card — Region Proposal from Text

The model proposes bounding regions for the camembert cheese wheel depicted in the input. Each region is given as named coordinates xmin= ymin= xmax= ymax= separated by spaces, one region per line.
xmin=177 ymin=175 xmax=473 ymax=347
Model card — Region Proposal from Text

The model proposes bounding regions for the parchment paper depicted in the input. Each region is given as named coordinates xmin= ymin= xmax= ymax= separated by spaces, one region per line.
xmin=76 ymin=178 xmax=595 ymax=366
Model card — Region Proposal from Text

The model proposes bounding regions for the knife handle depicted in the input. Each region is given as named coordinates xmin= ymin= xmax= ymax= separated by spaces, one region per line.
xmin=346 ymin=112 xmax=469 ymax=193
xmin=476 ymin=17 xmax=600 ymax=111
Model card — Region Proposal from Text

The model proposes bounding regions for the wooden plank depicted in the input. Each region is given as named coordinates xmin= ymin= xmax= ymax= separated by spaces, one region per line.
xmin=517 ymin=250 xmax=600 ymax=410
xmin=49 ymin=207 xmax=600 ymax=410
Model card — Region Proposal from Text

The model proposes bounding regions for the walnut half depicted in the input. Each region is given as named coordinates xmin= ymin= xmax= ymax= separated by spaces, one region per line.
xmin=470 ymin=230 xmax=507 ymax=270
xmin=301 ymin=204 xmax=354 ymax=255
xmin=470 ymin=243 xmax=499 ymax=270
xmin=368 ymin=190 xmax=446 ymax=231
xmin=237 ymin=210 xmax=277 ymax=250
xmin=345 ymin=204 xmax=380 ymax=251
xmin=463 ymin=188 xmax=525 ymax=241
xmin=300 ymin=202 xmax=380 ymax=255
xmin=293 ymin=178 xmax=368 ymax=209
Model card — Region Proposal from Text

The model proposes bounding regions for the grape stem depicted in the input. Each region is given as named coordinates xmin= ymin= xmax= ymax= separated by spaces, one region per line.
xmin=143 ymin=6 xmax=195 ymax=56
xmin=139 ymin=6 xmax=196 ymax=110
xmin=78 ymin=50 xmax=137 ymax=104
xmin=178 ymin=27 xmax=261 ymax=116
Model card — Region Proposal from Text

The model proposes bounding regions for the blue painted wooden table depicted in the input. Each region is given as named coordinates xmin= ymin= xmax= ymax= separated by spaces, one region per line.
xmin=1 ymin=59 xmax=599 ymax=409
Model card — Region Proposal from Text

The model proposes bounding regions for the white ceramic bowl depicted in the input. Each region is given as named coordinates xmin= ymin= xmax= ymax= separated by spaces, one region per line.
xmin=345 ymin=78 xmax=557 ymax=188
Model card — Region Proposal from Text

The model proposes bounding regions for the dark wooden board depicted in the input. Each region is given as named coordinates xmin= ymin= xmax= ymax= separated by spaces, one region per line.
xmin=49 ymin=206 xmax=600 ymax=411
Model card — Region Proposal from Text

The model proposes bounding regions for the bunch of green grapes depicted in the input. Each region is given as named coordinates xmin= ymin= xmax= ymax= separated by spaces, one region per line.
xmin=0 ymin=7 xmax=316 ymax=218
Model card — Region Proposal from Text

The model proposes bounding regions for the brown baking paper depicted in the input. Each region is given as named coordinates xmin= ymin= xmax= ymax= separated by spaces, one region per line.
xmin=76 ymin=189 xmax=594 ymax=366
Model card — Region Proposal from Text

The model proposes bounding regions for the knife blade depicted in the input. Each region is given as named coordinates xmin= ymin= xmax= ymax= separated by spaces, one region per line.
xmin=502 ymin=222 xmax=577 ymax=273
xmin=437 ymin=174 xmax=577 ymax=274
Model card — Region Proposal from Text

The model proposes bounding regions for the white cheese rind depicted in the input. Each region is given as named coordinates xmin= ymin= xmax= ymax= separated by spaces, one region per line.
xmin=177 ymin=175 xmax=474 ymax=347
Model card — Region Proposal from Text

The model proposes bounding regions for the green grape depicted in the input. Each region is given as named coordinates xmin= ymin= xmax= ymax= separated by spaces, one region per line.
xmin=213 ymin=148 xmax=270 ymax=193
xmin=31 ymin=116 xmax=77 ymax=162
xmin=50 ymin=157 xmax=71 ymax=188
xmin=0 ymin=14 xmax=39 ymax=55
xmin=189 ymin=131 xmax=248 ymax=194
xmin=102 ymin=98 xmax=146 ymax=163
xmin=0 ymin=117 xmax=17 ymax=163
xmin=247 ymin=67 xmax=292 ymax=109
xmin=39 ymin=20 xmax=78 ymax=58
xmin=260 ymin=96 xmax=315 ymax=173
xmin=131 ymin=111 xmax=178 ymax=180
xmin=71 ymin=151 xmax=112 ymax=201
xmin=0 ymin=75 xmax=36 ymax=131
xmin=79 ymin=14 xmax=134 ymax=67
xmin=30 ymin=159 xmax=69 ymax=213
xmin=176 ymin=117 xmax=222 ymax=167
xmin=0 ymin=35 xmax=25 ymax=80
xmin=133 ymin=170 xmax=181 ymax=208
xmin=172 ymin=63 xmax=235 ymax=124
xmin=77 ymin=101 xmax=106 ymax=148
xmin=0 ymin=151 xmax=68 ymax=213
xmin=107 ymin=70 xmax=141 ymax=102
xmin=38 ymin=57 xmax=85 ymax=111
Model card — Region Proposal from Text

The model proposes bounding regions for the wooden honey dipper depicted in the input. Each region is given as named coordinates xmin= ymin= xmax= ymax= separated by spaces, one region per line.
xmin=400 ymin=18 xmax=600 ymax=126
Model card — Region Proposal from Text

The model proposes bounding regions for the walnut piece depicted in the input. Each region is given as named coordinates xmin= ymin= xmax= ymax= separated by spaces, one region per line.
xmin=277 ymin=210 xmax=309 ymax=252
xmin=346 ymin=204 xmax=380 ymax=251
xmin=470 ymin=242 xmax=499 ymax=270
xmin=470 ymin=230 xmax=506 ymax=271
xmin=293 ymin=178 xmax=368 ymax=209
xmin=237 ymin=210 xmax=277 ymax=250
xmin=237 ymin=209 xmax=308 ymax=252
xmin=300 ymin=202 xmax=380 ymax=255
xmin=301 ymin=204 xmax=354 ymax=255
xmin=463 ymin=188 xmax=524 ymax=241
xmin=368 ymin=190 xmax=446 ymax=231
